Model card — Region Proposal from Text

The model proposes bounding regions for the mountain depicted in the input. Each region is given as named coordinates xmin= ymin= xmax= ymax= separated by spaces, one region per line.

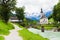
xmin=45 ymin=11 xmax=52 ymax=17
xmin=25 ymin=11 xmax=52 ymax=21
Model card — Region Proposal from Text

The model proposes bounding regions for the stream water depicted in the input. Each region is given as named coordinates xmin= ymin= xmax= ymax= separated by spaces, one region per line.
xmin=28 ymin=28 xmax=60 ymax=40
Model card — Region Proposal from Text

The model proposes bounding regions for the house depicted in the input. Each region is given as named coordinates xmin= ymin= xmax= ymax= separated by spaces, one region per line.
xmin=9 ymin=16 xmax=19 ymax=22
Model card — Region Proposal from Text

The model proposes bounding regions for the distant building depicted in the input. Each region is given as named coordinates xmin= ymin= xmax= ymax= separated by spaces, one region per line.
xmin=40 ymin=8 xmax=48 ymax=24
xmin=9 ymin=16 xmax=22 ymax=22
xmin=9 ymin=17 xmax=19 ymax=22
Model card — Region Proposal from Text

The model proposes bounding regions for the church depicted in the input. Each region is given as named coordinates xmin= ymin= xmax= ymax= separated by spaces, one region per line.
xmin=40 ymin=8 xmax=48 ymax=24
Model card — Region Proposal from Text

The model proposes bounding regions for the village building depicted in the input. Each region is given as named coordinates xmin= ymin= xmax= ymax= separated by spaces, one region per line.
xmin=40 ymin=8 xmax=48 ymax=24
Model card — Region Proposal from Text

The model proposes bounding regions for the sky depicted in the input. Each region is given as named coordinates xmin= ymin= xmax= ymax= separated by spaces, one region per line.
xmin=16 ymin=0 xmax=59 ymax=20
xmin=16 ymin=0 xmax=58 ymax=13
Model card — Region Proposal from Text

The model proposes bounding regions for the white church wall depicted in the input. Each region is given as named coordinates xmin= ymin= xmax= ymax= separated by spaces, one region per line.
xmin=40 ymin=18 xmax=48 ymax=24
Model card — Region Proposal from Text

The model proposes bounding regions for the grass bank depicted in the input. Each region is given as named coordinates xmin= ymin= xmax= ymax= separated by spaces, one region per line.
xmin=0 ymin=36 xmax=4 ymax=40
xmin=18 ymin=28 xmax=48 ymax=40
xmin=0 ymin=20 xmax=14 ymax=35
xmin=40 ymin=24 xmax=54 ymax=30
xmin=36 ymin=24 xmax=55 ymax=30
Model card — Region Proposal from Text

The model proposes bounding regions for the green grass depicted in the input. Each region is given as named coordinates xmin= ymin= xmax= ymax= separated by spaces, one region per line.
xmin=44 ymin=27 xmax=53 ymax=30
xmin=41 ymin=24 xmax=54 ymax=30
xmin=0 ymin=36 xmax=4 ymax=40
xmin=18 ymin=28 xmax=48 ymax=40
xmin=0 ymin=20 xmax=14 ymax=35
xmin=48 ymin=18 xmax=54 ymax=22
xmin=40 ymin=24 xmax=60 ymax=30
xmin=34 ymin=24 xmax=54 ymax=30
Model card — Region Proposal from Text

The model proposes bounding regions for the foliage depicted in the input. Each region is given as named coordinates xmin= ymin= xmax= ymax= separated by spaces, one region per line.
xmin=48 ymin=18 xmax=54 ymax=22
xmin=18 ymin=28 xmax=48 ymax=40
xmin=0 ymin=0 xmax=16 ymax=10
xmin=15 ymin=23 xmax=24 ymax=28
xmin=0 ymin=5 xmax=10 ymax=23
xmin=52 ymin=2 xmax=60 ymax=22
xmin=0 ymin=0 xmax=16 ymax=23
xmin=40 ymin=24 xmax=54 ymax=30
xmin=33 ymin=24 xmax=54 ymax=30
xmin=23 ymin=18 xmax=28 ymax=27
xmin=48 ymin=14 xmax=52 ymax=20
xmin=23 ymin=18 xmax=38 ymax=27
xmin=15 ymin=7 xmax=25 ymax=22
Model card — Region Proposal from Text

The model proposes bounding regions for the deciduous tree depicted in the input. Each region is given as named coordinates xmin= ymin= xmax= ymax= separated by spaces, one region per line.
xmin=0 ymin=0 xmax=16 ymax=23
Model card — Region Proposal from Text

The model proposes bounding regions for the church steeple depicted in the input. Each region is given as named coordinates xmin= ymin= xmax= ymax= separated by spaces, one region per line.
xmin=41 ymin=8 xmax=43 ymax=13
xmin=40 ymin=8 xmax=48 ymax=24
xmin=40 ymin=8 xmax=46 ymax=19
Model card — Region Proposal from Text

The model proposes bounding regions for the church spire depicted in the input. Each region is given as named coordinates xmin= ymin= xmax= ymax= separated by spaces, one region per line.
xmin=41 ymin=8 xmax=43 ymax=13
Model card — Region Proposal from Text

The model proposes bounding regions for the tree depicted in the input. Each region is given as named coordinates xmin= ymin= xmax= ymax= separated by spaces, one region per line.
xmin=52 ymin=1 xmax=60 ymax=22
xmin=52 ymin=1 xmax=60 ymax=27
xmin=0 ymin=0 xmax=16 ymax=23
xmin=15 ymin=7 xmax=25 ymax=23
xmin=0 ymin=5 xmax=10 ymax=23
xmin=48 ymin=14 xmax=52 ymax=20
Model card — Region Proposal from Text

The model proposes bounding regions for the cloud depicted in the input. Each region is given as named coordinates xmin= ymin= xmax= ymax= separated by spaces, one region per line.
xmin=16 ymin=0 xmax=58 ymax=13
xmin=16 ymin=0 xmax=59 ymax=20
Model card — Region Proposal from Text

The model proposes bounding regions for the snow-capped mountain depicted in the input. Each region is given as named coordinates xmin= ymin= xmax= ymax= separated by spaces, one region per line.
xmin=25 ymin=11 xmax=52 ymax=21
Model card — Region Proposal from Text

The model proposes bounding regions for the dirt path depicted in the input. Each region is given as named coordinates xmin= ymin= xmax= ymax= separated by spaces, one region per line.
xmin=4 ymin=24 xmax=23 ymax=40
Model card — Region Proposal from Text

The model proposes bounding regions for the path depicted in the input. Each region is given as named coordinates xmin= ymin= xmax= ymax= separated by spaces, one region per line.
xmin=4 ymin=24 xmax=23 ymax=40
xmin=28 ymin=28 xmax=60 ymax=40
